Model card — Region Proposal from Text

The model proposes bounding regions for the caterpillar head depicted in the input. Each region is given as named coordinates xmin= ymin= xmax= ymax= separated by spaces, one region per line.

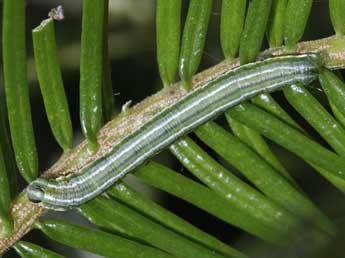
xmin=27 ymin=178 xmax=48 ymax=204
xmin=27 ymin=178 xmax=69 ymax=211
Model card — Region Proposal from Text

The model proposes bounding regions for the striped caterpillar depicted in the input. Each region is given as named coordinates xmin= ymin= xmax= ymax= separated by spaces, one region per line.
xmin=27 ymin=54 xmax=322 ymax=211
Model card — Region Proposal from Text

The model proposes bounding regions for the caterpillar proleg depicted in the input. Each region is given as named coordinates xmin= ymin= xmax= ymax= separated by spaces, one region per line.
xmin=27 ymin=54 xmax=322 ymax=210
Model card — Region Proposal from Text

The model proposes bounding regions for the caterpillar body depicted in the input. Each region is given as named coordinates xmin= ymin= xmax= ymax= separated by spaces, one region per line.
xmin=27 ymin=54 xmax=322 ymax=211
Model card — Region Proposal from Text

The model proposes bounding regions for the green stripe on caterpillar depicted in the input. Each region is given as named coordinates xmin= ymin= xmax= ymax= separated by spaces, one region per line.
xmin=27 ymin=54 xmax=322 ymax=211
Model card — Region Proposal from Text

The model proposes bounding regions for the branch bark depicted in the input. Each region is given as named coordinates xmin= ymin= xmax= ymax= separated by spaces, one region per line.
xmin=1 ymin=35 xmax=345 ymax=254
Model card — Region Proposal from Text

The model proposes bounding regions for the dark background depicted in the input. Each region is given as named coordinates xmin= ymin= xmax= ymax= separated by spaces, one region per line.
xmin=1 ymin=0 xmax=344 ymax=257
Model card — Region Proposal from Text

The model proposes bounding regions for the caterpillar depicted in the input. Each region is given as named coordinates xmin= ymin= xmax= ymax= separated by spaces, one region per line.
xmin=27 ymin=54 xmax=322 ymax=211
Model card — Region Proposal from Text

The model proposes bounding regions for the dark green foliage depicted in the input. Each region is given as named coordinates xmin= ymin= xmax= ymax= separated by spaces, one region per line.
xmin=266 ymin=0 xmax=287 ymax=47
xmin=35 ymin=220 xmax=176 ymax=258
xmin=135 ymin=161 xmax=285 ymax=244
xmin=107 ymin=183 xmax=246 ymax=258
xmin=101 ymin=0 xmax=115 ymax=123
xmin=79 ymin=0 xmax=107 ymax=148
xmin=195 ymin=121 xmax=335 ymax=235
xmin=226 ymin=115 xmax=295 ymax=185
xmin=228 ymin=103 xmax=345 ymax=186
xmin=319 ymin=70 xmax=345 ymax=127
xmin=284 ymin=0 xmax=313 ymax=48
xmin=14 ymin=241 xmax=64 ymax=258
xmin=220 ymin=0 xmax=247 ymax=59
xmin=170 ymin=135 xmax=301 ymax=238
xmin=179 ymin=0 xmax=213 ymax=89
xmin=32 ymin=19 xmax=73 ymax=152
xmin=0 ymin=106 xmax=17 ymax=198
xmin=251 ymin=93 xmax=302 ymax=132
xmin=80 ymin=195 xmax=233 ymax=258
xmin=240 ymin=0 xmax=272 ymax=64
xmin=284 ymin=85 xmax=345 ymax=156
xmin=329 ymin=0 xmax=345 ymax=35
xmin=156 ymin=0 xmax=182 ymax=87
xmin=0 ymin=146 xmax=11 ymax=236
xmin=2 ymin=0 xmax=38 ymax=182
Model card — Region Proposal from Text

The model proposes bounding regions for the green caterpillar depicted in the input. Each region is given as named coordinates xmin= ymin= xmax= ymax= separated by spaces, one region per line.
xmin=27 ymin=54 xmax=322 ymax=211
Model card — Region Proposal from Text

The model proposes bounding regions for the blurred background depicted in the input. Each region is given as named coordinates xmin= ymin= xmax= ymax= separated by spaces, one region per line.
xmin=1 ymin=0 xmax=345 ymax=257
